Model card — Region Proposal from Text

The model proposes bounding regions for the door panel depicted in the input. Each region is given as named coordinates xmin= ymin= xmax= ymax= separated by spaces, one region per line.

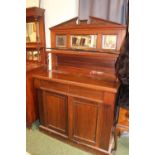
xmin=72 ymin=97 xmax=98 ymax=145
xmin=43 ymin=91 xmax=68 ymax=135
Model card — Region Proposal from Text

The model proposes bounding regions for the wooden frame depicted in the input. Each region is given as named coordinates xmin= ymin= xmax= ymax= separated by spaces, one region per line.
xmin=26 ymin=7 xmax=46 ymax=127
xmin=50 ymin=16 xmax=126 ymax=54
xmin=102 ymin=35 xmax=118 ymax=50
xmin=26 ymin=7 xmax=46 ymax=64
xmin=70 ymin=34 xmax=97 ymax=49
xmin=56 ymin=35 xmax=67 ymax=48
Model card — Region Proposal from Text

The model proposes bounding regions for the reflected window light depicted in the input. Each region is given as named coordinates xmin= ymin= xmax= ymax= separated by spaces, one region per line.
xmin=102 ymin=35 xmax=117 ymax=49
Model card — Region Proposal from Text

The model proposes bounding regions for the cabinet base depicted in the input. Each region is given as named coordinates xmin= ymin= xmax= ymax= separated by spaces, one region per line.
xmin=39 ymin=125 xmax=114 ymax=155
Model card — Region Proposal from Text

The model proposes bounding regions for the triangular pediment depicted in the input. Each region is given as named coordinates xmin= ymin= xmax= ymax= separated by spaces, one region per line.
xmin=50 ymin=16 xmax=125 ymax=30
xmin=50 ymin=17 xmax=78 ymax=29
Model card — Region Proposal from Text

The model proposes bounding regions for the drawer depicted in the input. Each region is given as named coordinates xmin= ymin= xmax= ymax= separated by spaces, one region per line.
xmin=69 ymin=85 xmax=104 ymax=102
xmin=40 ymin=80 xmax=68 ymax=93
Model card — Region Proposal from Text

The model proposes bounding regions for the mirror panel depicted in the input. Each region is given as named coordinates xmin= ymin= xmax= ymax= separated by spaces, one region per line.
xmin=71 ymin=35 xmax=97 ymax=49
xmin=56 ymin=35 xmax=67 ymax=48
xmin=102 ymin=35 xmax=117 ymax=49
xmin=26 ymin=22 xmax=40 ymax=42
xmin=33 ymin=51 xmax=40 ymax=61
xmin=27 ymin=50 xmax=40 ymax=62
xmin=27 ymin=51 xmax=33 ymax=60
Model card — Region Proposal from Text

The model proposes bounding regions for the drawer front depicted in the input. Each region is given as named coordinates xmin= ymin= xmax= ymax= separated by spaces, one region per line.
xmin=69 ymin=85 xmax=104 ymax=102
xmin=34 ymin=79 xmax=105 ymax=103
xmin=34 ymin=79 xmax=68 ymax=93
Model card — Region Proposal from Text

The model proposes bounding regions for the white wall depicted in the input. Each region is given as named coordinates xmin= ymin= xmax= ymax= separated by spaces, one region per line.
xmin=26 ymin=0 xmax=40 ymax=7
xmin=41 ymin=0 xmax=79 ymax=48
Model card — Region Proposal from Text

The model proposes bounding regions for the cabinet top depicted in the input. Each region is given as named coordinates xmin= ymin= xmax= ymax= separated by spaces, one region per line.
xmin=33 ymin=69 xmax=119 ymax=93
xmin=26 ymin=7 xmax=45 ymax=17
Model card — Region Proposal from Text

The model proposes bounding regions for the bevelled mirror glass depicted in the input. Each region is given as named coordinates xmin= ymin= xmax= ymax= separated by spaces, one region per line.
xmin=71 ymin=35 xmax=97 ymax=49
xmin=102 ymin=35 xmax=117 ymax=49
xmin=26 ymin=22 xmax=40 ymax=42
xmin=56 ymin=35 xmax=67 ymax=47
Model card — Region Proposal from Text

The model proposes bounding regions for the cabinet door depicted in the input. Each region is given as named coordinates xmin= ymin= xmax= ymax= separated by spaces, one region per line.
xmin=43 ymin=91 xmax=68 ymax=136
xmin=71 ymin=97 xmax=99 ymax=146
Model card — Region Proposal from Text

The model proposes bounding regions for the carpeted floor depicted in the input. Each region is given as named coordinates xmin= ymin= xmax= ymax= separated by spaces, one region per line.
xmin=26 ymin=123 xmax=129 ymax=155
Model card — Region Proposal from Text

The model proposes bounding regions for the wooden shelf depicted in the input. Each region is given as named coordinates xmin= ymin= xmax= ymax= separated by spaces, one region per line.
xmin=47 ymin=49 xmax=119 ymax=57
xmin=26 ymin=43 xmax=44 ymax=49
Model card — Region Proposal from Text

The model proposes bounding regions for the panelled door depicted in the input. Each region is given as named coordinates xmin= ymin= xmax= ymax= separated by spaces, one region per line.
xmin=71 ymin=97 xmax=99 ymax=146
xmin=43 ymin=91 xmax=68 ymax=136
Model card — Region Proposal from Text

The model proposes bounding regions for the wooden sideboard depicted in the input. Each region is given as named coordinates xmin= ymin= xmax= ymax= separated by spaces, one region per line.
xmin=32 ymin=17 xmax=126 ymax=154
xmin=33 ymin=68 xmax=119 ymax=155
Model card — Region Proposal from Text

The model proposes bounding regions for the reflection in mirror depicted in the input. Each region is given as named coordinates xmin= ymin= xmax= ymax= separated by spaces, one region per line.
xmin=27 ymin=51 xmax=40 ymax=61
xmin=71 ymin=35 xmax=97 ymax=49
xmin=102 ymin=35 xmax=117 ymax=49
xmin=56 ymin=35 xmax=66 ymax=47
xmin=27 ymin=51 xmax=33 ymax=60
xmin=26 ymin=22 xmax=40 ymax=42
xmin=33 ymin=51 xmax=40 ymax=61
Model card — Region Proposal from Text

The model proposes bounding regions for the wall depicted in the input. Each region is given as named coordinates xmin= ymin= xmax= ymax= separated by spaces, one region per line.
xmin=26 ymin=0 xmax=40 ymax=7
xmin=42 ymin=0 xmax=79 ymax=48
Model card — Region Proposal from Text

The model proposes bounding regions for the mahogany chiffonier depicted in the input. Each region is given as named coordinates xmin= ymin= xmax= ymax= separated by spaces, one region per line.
xmin=33 ymin=17 xmax=126 ymax=154
xmin=26 ymin=7 xmax=46 ymax=127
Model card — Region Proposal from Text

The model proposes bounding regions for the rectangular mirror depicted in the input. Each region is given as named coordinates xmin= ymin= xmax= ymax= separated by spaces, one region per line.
xmin=26 ymin=22 xmax=40 ymax=42
xmin=71 ymin=35 xmax=97 ymax=49
xmin=102 ymin=35 xmax=117 ymax=49
xmin=56 ymin=35 xmax=67 ymax=47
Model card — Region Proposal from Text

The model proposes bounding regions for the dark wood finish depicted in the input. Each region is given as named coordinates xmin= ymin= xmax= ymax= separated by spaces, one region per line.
xmin=50 ymin=50 xmax=118 ymax=80
xmin=33 ymin=70 xmax=119 ymax=93
xmin=72 ymin=98 xmax=98 ymax=145
xmin=26 ymin=63 xmax=45 ymax=127
xmin=26 ymin=7 xmax=46 ymax=64
xmin=26 ymin=7 xmax=45 ymax=17
xmin=33 ymin=69 xmax=118 ymax=154
xmin=26 ymin=7 xmax=46 ymax=127
xmin=33 ymin=17 xmax=126 ymax=154
xmin=50 ymin=16 xmax=126 ymax=53
xmin=43 ymin=91 xmax=68 ymax=135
